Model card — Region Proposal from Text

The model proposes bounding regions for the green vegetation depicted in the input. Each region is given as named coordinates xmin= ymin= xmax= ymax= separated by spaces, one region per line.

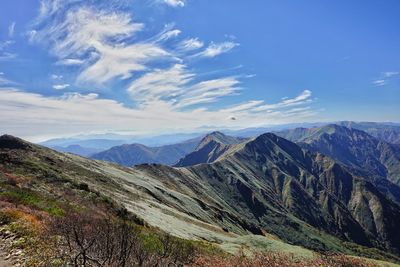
xmin=0 ymin=186 xmax=64 ymax=216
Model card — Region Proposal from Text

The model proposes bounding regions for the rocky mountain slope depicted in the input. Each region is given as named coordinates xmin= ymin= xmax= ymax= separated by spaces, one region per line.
xmin=175 ymin=131 xmax=246 ymax=167
xmin=276 ymin=124 xmax=400 ymax=186
xmin=337 ymin=121 xmax=400 ymax=144
xmin=1 ymin=134 xmax=400 ymax=263
xmin=91 ymin=137 xmax=200 ymax=166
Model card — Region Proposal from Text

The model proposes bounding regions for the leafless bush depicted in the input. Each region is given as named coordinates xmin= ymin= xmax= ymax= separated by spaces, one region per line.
xmin=43 ymin=211 xmax=197 ymax=267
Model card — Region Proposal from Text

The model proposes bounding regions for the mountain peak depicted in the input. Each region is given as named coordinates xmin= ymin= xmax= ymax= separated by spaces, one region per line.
xmin=175 ymin=132 xmax=245 ymax=167
xmin=0 ymin=134 xmax=32 ymax=150
xmin=198 ymin=131 xmax=243 ymax=149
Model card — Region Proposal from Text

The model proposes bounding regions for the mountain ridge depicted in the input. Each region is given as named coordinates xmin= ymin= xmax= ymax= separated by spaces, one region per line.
xmin=91 ymin=137 xmax=201 ymax=166
xmin=276 ymin=124 xmax=400 ymax=186
xmin=1 ymin=133 xmax=400 ymax=262
xmin=174 ymin=131 xmax=246 ymax=167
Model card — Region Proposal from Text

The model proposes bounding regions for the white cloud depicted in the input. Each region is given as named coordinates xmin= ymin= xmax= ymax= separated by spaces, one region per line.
xmin=163 ymin=0 xmax=185 ymax=7
xmin=128 ymin=64 xmax=193 ymax=106
xmin=175 ymin=77 xmax=240 ymax=108
xmin=53 ymin=84 xmax=70 ymax=90
xmin=372 ymin=71 xmax=399 ymax=87
xmin=51 ymin=74 xmax=63 ymax=80
xmin=128 ymin=64 xmax=241 ymax=109
xmin=195 ymin=41 xmax=239 ymax=58
xmin=250 ymin=90 xmax=312 ymax=112
xmin=0 ymin=52 xmax=17 ymax=61
xmin=8 ymin=22 xmax=16 ymax=37
xmin=55 ymin=58 xmax=85 ymax=66
xmin=0 ymin=88 xmax=317 ymax=141
xmin=34 ymin=7 xmax=170 ymax=84
xmin=0 ymin=75 xmax=17 ymax=86
xmin=178 ymin=38 xmax=204 ymax=51
xmin=156 ymin=29 xmax=182 ymax=42
xmin=0 ymin=40 xmax=14 ymax=50
xmin=383 ymin=71 xmax=399 ymax=78
xmin=373 ymin=80 xmax=386 ymax=86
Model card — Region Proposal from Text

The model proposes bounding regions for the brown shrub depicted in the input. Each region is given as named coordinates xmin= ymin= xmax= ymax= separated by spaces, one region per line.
xmin=193 ymin=251 xmax=381 ymax=267
xmin=38 ymin=210 xmax=197 ymax=267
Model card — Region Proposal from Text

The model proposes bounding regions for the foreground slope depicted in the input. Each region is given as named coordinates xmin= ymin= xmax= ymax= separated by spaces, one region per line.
xmin=1 ymin=134 xmax=400 ymax=263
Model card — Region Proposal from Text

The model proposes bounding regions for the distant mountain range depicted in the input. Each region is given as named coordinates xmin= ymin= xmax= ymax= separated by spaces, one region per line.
xmin=40 ymin=121 xmax=400 ymax=159
xmin=337 ymin=121 xmax=400 ymax=144
xmin=276 ymin=124 xmax=400 ymax=186
xmin=2 ymin=129 xmax=400 ymax=262
xmin=91 ymin=137 xmax=201 ymax=166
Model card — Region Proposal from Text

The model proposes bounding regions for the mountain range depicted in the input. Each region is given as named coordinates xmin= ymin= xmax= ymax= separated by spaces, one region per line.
xmin=276 ymin=124 xmax=400 ymax=186
xmin=2 ymin=123 xmax=400 ymax=264
xmin=91 ymin=137 xmax=200 ymax=166
xmin=40 ymin=122 xmax=400 ymax=160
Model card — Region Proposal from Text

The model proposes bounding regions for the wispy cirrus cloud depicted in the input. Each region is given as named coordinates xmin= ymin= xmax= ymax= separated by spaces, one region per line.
xmin=0 ymin=41 xmax=16 ymax=61
xmin=55 ymin=58 xmax=85 ymax=66
xmin=162 ymin=0 xmax=185 ymax=8
xmin=372 ymin=71 xmax=399 ymax=87
xmin=195 ymin=41 xmax=239 ymax=58
xmin=32 ymin=6 xmax=170 ymax=84
xmin=51 ymin=74 xmax=63 ymax=80
xmin=8 ymin=22 xmax=16 ymax=37
xmin=53 ymin=84 xmax=70 ymax=90
xmin=178 ymin=38 xmax=204 ymax=51
xmin=383 ymin=71 xmax=399 ymax=78
xmin=127 ymin=64 xmax=240 ymax=109
xmin=373 ymin=80 xmax=386 ymax=87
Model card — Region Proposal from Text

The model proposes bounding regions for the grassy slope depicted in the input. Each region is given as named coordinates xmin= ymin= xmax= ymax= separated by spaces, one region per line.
xmin=0 ymin=135 xmax=399 ymax=266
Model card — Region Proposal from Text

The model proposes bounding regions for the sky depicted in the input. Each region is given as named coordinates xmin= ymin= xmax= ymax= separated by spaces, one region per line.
xmin=0 ymin=0 xmax=399 ymax=141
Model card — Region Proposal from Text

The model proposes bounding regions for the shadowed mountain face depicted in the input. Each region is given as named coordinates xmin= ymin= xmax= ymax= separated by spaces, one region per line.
xmin=1 ymin=134 xmax=400 ymax=259
xmin=182 ymin=133 xmax=400 ymax=254
xmin=337 ymin=121 xmax=400 ymax=144
xmin=175 ymin=131 xmax=246 ymax=167
xmin=276 ymin=124 xmax=400 ymax=186
xmin=91 ymin=137 xmax=200 ymax=166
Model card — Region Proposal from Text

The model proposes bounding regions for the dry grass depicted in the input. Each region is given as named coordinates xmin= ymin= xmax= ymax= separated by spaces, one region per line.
xmin=193 ymin=251 xmax=383 ymax=267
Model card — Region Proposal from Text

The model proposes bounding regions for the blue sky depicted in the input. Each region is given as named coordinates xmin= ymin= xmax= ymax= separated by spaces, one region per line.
xmin=0 ymin=0 xmax=399 ymax=141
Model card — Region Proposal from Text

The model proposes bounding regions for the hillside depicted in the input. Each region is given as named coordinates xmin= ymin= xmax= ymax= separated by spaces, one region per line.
xmin=1 ymin=134 xmax=400 ymax=265
xmin=91 ymin=137 xmax=200 ymax=166
xmin=52 ymin=144 xmax=102 ymax=157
